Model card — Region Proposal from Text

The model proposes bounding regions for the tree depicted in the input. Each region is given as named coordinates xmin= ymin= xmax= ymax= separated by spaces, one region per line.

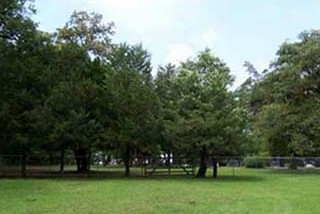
xmin=0 ymin=0 xmax=36 ymax=42
xmin=29 ymin=11 xmax=114 ymax=173
xmin=104 ymin=43 xmax=157 ymax=176
xmin=0 ymin=0 xmax=63 ymax=177
xmin=251 ymin=30 xmax=320 ymax=160
xmin=154 ymin=63 xmax=177 ymax=164
xmin=157 ymin=49 xmax=246 ymax=178
xmin=235 ymin=62 xmax=265 ymax=156
xmin=36 ymin=79 xmax=104 ymax=173
xmin=56 ymin=10 xmax=114 ymax=58
xmin=0 ymin=0 xmax=37 ymax=157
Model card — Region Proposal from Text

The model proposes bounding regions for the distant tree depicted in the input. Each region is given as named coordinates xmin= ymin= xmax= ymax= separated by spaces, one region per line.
xmin=251 ymin=30 xmax=320 ymax=160
xmin=235 ymin=62 xmax=264 ymax=156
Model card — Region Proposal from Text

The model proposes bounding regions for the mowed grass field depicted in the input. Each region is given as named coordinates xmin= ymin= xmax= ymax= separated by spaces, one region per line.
xmin=0 ymin=168 xmax=319 ymax=214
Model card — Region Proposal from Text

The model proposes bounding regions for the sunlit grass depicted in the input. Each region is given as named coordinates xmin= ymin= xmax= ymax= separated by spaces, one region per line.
xmin=0 ymin=168 xmax=319 ymax=214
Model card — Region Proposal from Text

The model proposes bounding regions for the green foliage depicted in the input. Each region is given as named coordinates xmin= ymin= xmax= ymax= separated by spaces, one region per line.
xmin=56 ymin=10 xmax=114 ymax=57
xmin=249 ymin=30 xmax=320 ymax=157
xmin=0 ymin=0 xmax=40 ymax=154
xmin=153 ymin=49 xmax=248 ymax=177
xmin=171 ymin=49 xmax=245 ymax=157
xmin=244 ymin=157 xmax=265 ymax=168
xmin=0 ymin=0 xmax=36 ymax=42
xmin=6 ymin=0 xmax=320 ymax=176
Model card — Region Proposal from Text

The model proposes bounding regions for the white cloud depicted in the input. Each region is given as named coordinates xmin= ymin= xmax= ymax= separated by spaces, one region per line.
xmin=86 ymin=0 xmax=183 ymax=38
xmin=36 ymin=0 xmax=218 ymax=68
xmin=162 ymin=28 xmax=219 ymax=66
xmin=164 ymin=43 xmax=195 ymax=65
xmin=200 ymin=28 xmax=218 ymax=47
xmin=190 ymin=28 xmax=219 ymax=49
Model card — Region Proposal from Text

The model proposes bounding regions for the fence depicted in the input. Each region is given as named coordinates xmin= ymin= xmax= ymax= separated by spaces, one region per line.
xmin=1 ymin=155 xmax=320 ymax=178
xmin=0 ymin=154 xmax=197 ymax=178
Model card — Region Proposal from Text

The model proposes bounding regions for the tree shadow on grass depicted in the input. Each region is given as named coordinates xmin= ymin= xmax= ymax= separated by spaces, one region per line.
xmin=6 ymin=167 xmax=319 ymax=181
xmin=0 ymin=170 xmax=265 ymax=183
xmin=51 ymin=175 xmax=266 ymax=184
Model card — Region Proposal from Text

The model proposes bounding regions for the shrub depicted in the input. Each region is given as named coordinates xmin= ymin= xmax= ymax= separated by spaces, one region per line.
xmin=244 ymin=157 xmax=265 ymax=168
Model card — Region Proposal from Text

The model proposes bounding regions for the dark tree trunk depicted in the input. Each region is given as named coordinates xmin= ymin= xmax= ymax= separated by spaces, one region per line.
xmin=124 ymin=147 xmax=131 ymax=177
xmin=75 ymin=149 xmax=88 ymax=172
xmin=196 ymin=146 xmax=208 ymax=178
xmin=279 ymin=158 xmax=285 ymax=167
xmin=60 ymin=149 xmax=65 ymax=175
xmin=289 ymin=157 xmax=298 ymax=170
xmin=166 ymin=151 xmax=171 ymax=175
xmin=212 ymin=157 xmax=218 ymax=179
xmin=87 ymin=150 xmax=91 ymax=171
xmin=289 ymin=153 xmax=299 ymax=170
xmin=21 ymin=152 xmax=27 ymax=178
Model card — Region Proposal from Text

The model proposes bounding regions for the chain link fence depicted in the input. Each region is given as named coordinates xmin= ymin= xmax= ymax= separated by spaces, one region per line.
xmin=0 ymin=154 xmax=197 ymax=178
xmin=1 ymin=155 xmax=320 ymax=178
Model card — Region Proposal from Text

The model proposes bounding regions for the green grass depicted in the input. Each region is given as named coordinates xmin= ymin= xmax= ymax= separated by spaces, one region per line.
xmin=0 ymin=168 xmax=319 ymax=214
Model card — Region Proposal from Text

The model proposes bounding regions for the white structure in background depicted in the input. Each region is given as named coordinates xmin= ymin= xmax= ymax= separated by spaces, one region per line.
xmin=305 ymin=163 xmax=315 ymax=169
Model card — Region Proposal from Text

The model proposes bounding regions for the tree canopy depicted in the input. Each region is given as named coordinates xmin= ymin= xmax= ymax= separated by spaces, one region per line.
xmin=2 ymin=0 xmax=320 ymax=177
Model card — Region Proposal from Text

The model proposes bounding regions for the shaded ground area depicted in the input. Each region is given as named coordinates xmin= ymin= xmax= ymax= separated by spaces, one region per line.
xmin=0 ymin=165 xmax=196 ymax=178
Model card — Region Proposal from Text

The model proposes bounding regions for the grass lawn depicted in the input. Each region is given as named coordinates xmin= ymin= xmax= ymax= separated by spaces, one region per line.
xmin=0 ymin=168 xmax=319 ymax=214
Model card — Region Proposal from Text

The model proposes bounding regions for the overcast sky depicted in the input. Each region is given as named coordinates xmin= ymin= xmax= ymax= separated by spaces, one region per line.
xmin=33 ymin=0 xmax=320 ymax=87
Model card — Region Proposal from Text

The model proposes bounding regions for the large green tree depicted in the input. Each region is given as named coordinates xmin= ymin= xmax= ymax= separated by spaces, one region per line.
xmin=33 ymin=11 xmax=114 ymax=173
xmin=155 ymin=49 xmax=247 ymax=178
xmin=251 ymin=30 xmax=320 ymax=160
xmin=0 ymin=0 xmax=38 ymax=155
xmin=104 ymin=43 xmax=157 ymax=176
xmin=0 ymin=1 xmax=259 ymax=178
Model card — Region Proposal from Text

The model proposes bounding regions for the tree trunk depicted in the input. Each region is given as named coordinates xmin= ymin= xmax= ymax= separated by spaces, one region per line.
xmin=87 ymin=150 xmax=91 ymax=171
xmin=60 ymin=149 xmax=65 ymax=175
xmin=166 ymin=151 xmax=171 ymax=175
xmin=196 ymin=146 xmax=207 ymax=178
xmin=212 ymin=157 xmax=218 ymax=178
xmin=124 ymin=147 xmax=130 ymax=177
xmin=75 ymin=149 xmax=88 ymax=172
xmin=21 ymin=152 xmax=27 ymax=178
xmin=289 ymin=157 xmax=298 ymax=170
xmin=279 ymin=158 xmax=285 ymax=167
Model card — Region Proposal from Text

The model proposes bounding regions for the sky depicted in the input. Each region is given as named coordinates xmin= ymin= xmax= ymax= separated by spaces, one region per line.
xmin=33 ymin=0 xmax=320 ymax=87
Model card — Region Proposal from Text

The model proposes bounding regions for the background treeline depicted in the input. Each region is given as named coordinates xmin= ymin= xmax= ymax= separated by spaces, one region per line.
xmin=1 ymin=0 xmax=320 ymax=177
